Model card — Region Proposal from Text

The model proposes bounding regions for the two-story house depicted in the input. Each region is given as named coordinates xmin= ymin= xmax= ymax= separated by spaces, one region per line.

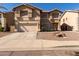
xmin=0 ymin=4 xmax=62 ymax=32
xmin=12 ymin=4 xmax=42 ymax=32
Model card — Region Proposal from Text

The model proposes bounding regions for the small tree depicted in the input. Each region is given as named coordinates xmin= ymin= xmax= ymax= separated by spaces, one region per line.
xmin=0 ymin=23 xmax=3 ymax=32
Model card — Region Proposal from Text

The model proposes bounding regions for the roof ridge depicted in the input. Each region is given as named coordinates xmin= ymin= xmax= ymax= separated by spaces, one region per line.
xmin=12 ymin=4 xmax=42 ymax=11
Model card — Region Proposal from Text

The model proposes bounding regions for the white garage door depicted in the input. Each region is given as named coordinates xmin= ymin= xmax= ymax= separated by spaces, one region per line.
xmin=18 ymin=23 xmax=38 ymax=32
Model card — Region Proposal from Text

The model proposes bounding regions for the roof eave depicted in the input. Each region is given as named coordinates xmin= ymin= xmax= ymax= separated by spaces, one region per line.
xmin=12 ymin=4 xmax=42 ymax=11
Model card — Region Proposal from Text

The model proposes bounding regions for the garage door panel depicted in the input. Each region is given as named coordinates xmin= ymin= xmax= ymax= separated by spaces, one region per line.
xmin=18 ymin=23 xmax=38 ymax=32
xmin=19 ymin=23 xmax=37 ymax=26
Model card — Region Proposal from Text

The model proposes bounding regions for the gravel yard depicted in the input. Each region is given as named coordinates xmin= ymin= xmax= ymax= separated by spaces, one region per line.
xmin=0 ymin=32 xmax=12 ymax=38
xmin=0 ymin=50 xmax=78 ymax=56
xmin=37 ymin=31 xmax=79 ymax=41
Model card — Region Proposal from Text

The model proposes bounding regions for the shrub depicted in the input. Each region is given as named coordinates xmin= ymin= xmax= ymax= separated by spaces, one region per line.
xmin=41 ymin=29 xmax=53 ymax=32
xmin=0 ymin=24 xmax=3 ymax=32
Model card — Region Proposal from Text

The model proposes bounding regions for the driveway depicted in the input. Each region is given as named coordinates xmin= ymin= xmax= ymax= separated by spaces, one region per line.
xmin=0 ymin=32 xmax=79 ymax=51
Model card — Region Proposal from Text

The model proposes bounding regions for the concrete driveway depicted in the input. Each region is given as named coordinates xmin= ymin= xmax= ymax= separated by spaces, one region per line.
xmin=0 ymin=32 xmax=79 ymax=51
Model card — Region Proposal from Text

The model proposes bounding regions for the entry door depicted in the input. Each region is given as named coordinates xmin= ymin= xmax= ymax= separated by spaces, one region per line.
xmin=61 ymin=25 xmax=67 ymax=31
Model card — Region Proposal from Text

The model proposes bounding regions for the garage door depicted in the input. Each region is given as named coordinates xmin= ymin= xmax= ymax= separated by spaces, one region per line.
xmin=18 ymin=23 xmax=38 ymax=32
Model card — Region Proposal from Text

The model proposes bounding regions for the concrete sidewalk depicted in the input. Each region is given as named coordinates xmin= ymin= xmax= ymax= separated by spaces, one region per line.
xmin=0 ymin=32 xmax=79 ymax=51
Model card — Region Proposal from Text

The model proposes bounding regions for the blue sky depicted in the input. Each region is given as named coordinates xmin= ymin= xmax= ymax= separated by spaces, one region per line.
xmin=1 ymin=3 xmax=79 ymax=12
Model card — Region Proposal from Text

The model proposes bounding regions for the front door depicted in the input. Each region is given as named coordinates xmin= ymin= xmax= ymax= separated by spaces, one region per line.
xmin=61 ymin=25 xmax=67 ymax=31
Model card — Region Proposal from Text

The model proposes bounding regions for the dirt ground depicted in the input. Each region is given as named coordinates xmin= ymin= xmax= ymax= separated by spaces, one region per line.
xmin=0 ymin=32 xmax=12 ymax=38
xmin=37 ymin=31 xmax=79 ymax=41
xmin=0 ymin=50 xmax=78 ymax=56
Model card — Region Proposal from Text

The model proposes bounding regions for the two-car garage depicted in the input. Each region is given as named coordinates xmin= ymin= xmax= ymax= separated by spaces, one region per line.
xmin=17 ymin=23 xmax=39 ymax=32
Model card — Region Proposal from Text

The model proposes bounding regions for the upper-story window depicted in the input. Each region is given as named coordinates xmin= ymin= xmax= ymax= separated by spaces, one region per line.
xmin=20 ymin=10 xmax=28 ymax=17
xmin=41 ymin=13 xmax=48 ymax=19
xmin=52 ymin=13 xmax=59 ymax=18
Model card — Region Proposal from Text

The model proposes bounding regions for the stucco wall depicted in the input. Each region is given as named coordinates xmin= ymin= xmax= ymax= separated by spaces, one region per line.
xmin=40 ymin=12 xmax=51 ymax=31
xmin=49 ymin=11 xmax=62 ymax=31
xmin=60 ymin=12 xmax=78 ymax=31
xmin=14 ymin=6 xmax=41 ymax=32
xmin=5 ymin=12 xmax=15 ymax=31
xmin=14 ymin=6 xmax=32 ymax=18
xmin=0 ymin=13 xmax=6 ymax=28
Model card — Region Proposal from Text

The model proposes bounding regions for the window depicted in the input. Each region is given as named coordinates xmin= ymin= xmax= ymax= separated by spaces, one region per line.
xmin=52 ymin=13 xmax=59 ymax=18
xmin=41 ymin=13 xmax=48 ymax=19
xmin=20 ymin=11 xmax=28 ymax=17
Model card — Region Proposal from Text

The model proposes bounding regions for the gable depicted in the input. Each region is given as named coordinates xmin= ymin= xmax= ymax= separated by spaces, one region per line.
xmin=49 ymin=9 xmax=63 ymax=13
xmin=60 ymin=11 xmax=78 ymax=20
xmin=12 ymin=4 xmax=42 ymax=11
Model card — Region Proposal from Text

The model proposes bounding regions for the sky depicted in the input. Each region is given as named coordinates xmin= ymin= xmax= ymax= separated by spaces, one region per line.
xmin=1 ymin=3 xmax=79 ymax=12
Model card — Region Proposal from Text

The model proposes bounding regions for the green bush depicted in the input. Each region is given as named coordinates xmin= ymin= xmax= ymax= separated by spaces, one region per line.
xmin=0 ymin=25 xmax=3 ymax=32
xmin=41 ymin=28 xmax=53 ymax=32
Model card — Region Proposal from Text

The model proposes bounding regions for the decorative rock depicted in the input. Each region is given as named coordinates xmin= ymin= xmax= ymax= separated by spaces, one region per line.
xmin=56 ymin=32 xmax=66 ymax=37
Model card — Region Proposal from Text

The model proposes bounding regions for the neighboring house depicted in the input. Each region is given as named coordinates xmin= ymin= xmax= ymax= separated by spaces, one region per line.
xmin=0 ymin=12 xmax=2 ymax=24
xmin=59 ymin=10 xmax=79 ymax=31
xmin=0 ymin=12 xmax=6 ymax=29
xmin=1 ymin=4 xmax=63 ymax=32
xmin=4 ymin=12 xmax=15 ymax=31
xmin=0 ymin=12 xmax=2 ymax=30
xmin=0 ymin=12 xmax=15 ymax=31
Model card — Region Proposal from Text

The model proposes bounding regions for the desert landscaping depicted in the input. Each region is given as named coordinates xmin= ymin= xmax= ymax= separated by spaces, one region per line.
xmin=0 ymin=31 xmax=79 ymax=56
xmin=0 ymin=32 xmax=12 ymax=38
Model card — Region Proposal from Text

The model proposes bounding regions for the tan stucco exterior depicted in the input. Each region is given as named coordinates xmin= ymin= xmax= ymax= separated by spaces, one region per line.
xmin=49 ymin=10 xmax=62 ymax=31
xmin=60 ymin=11 xmax=79 ymax=31
xmin=0 ymin=12 xmax=7 ymax=32
xmin=0 ymin=13 xmax=5 ymax=28
xmin=13 ymin=5 xmax=41 ymax=32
